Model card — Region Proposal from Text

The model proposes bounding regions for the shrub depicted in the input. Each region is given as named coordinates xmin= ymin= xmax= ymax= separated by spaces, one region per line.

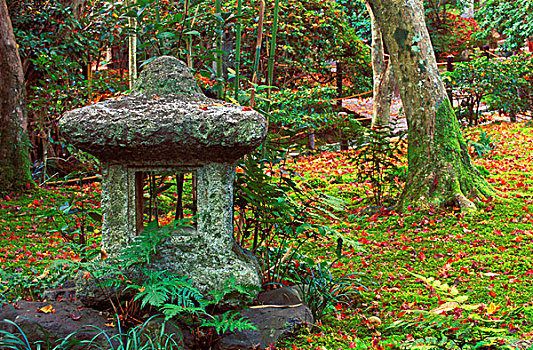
xmin=475 ymin=0 xmax=533 ymax=52
xmin=347 ymin=123 xmax=407 ymax=206
xmin=264 ymin=86 xmax=338 ymax=130
xmin=486 ymin=54 xmax=533 ymax=121
xmin=443 ymin=55 xmax=494 ymax=125
xmin=444 ymin=53 xmax=533 ymax=124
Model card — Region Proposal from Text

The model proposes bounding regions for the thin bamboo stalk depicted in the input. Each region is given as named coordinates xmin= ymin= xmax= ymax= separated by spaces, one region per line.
xmin=249 ymin=0 xmax=265 ymax=107
xmin=267 ymin=0 xmax=280 ymax=101
xmin=215 ymin=0 xmax=223 ymax=98
xmin=234 ymin=0 xmax=243 ymax=100
xmin=127 ymin=0 xmax=137 ymax=89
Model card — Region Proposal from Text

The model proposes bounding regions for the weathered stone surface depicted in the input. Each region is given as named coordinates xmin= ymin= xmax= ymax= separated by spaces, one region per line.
xmin=59 ymin=57 xmax=267 ymax=165
xmin=100 ymin=163 xmax=136 ymax=256
xmin=0 ymin=300 xmax=117 ymax=349
xmin=214 ymin=287 xmax=313 ymax=350
xmin=133 ymin=55 xmax=204 ymax=97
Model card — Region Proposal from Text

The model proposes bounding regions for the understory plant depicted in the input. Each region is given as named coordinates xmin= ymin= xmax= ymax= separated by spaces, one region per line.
xmin=234 ymin=140 xmax=356 ymax=284
xmin=264 ymin=85 xmax=338 ymax=131
xmin=347 ymin=123 xmax=407 ymax=206
xmin=444 ymin=53 xmax=533 ymax=124
xmin=290 ymin=253 xmax=371 ymax=322
xmin=0 ymin=315 xmax=184 ymax=350
xmin=465 ymin=130 xmax=498 ymax=158
xmin=80 ymin=221 xmax=258 ymax=346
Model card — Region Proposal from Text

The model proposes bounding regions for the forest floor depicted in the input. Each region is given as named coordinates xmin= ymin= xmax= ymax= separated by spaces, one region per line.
xmin=277 ymin=120 xmax=533 ymax=349
xmin=0 ymin=119 xmax=532 ymax=349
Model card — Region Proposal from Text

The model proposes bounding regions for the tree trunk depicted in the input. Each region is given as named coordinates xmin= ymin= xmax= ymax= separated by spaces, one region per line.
xmin=0 ymin=0 xmax=33 ymax=193
xmin=365 ymin=0 xmax=494 ymax=210
xmin=366 ymin=1 xmax=395 ymax=129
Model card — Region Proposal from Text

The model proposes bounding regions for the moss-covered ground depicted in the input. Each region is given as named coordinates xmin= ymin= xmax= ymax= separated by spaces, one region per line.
xmin=1 ymin=121 xmax=532 ymax=349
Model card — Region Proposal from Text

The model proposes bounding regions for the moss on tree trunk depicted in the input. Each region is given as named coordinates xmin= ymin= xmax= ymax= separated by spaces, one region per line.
xmin=0 ymin=0 xmax=33 ymax=193
xmin=401 ymin=99 xmax=494 ymax=209
xmin=365 ymin=0 xmax=494 ymax=210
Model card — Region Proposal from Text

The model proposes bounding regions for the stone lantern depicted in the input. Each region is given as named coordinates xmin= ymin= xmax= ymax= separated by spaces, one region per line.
xmin=59 ymin=56 xmax=267 ymax=295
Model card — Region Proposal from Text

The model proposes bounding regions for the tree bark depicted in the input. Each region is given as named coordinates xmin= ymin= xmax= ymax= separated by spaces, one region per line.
xmin=365 ymin=0 xmax=494 ymax=210
xmin=366 ymin=1 xmax=395 ymax=129
xmin=0 ymin=0 xmax=33 ymax=193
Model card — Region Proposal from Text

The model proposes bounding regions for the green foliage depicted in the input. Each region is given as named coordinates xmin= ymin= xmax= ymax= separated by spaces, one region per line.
xmin=37 ymin=200 xmax=102 ymax=249
xmin=444 ymin=53 xmax=533 ymax=124
xmin=84 ymin=221 xmax=257 ymax=337
xmin=234 ymin=140 xmax=350 ymax=283
xmin=466 ymin=130 xmax=498 ymax=158
xmin=443 ymin=55 xmax=493 ymax=125
xmin=485 ymin=54 xmax=533 ymax=121
xmin=260 ymin=0 xmax=369 ymax=87
xmin=0 ymin=263 xmax=75 ymax=303
xmin=475 ymin=0 xmax=533 ymax=52
xmin=200 ymin=312 xmax=257 ymax=335
xmin=9 ymin=0 xmax=126 ymax=177
xmin=291 ymin=256 xmax=370 ymax=322
xmin=336 ymin=0 xmax=371 ymax=42
xmin=348 ymin=124 xmax=407 ymax=206
xmin=264 ymin=86 xmax=337 ymax=129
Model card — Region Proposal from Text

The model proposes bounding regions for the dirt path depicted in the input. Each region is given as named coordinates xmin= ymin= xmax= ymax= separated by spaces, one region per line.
xmin=343 ymin=97 xmax=407 ymax=132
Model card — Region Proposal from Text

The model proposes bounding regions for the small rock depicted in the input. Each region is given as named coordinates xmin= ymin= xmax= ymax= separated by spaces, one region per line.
xmin=214 ymin=287 xmax=313 ymax=350
xmin=0 ymin=300 xmax=118 ymax=349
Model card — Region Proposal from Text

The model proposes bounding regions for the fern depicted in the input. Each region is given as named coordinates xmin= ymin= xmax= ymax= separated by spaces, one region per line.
xmin=208 ymin=275 xmax=260 ymax=305
xmin=201 ymin=311 xmax=258 ymax=335
xmin=161 ymin=304 xmax=206 ymax=320
xmin=78 ymin=218 xmax=259 ymax=339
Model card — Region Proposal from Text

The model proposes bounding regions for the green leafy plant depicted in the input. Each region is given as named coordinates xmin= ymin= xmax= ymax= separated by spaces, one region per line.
xmin=348 ymin=124 xmax=407 ymax=206
xmin=291 ymin=255 xmax=371 ymax=322
xmin=234 ymin=140 xmax=352 ymax=287
xmin=475 ymin=0 xmax=533 ymax=52
xmin=263 ymin=86 xmax=338 ymax=130
xmin=444 ymin=53 xmax=533 ymax=124
xmin=81 ymin=220 xmax=257 ymax=347
xmin=443 ymin=55 xmax=493 ymax=125
xmin=0 ymin=263 xmax=75 ymax=302
xmin=485 ymin=54 xmax=533 ymax=121
xmin=466 ymin=130 xmax=498 ymax=158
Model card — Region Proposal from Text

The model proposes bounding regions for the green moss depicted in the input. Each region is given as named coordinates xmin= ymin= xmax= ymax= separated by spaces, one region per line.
xmin=0 ymin=128 xmax=34 ymax=194
xmin=393 ymin=28 xmax=409 ymax=50
xmin=399 ymin=98 xmax=495 ymax=210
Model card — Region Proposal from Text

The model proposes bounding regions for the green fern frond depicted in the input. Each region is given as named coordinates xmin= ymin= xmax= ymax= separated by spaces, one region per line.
xmin=201 ymin=312 xmax=258 ymax=335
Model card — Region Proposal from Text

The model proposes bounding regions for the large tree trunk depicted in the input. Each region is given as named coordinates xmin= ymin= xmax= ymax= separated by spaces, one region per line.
xmin=365 ymin=0 xmax=494 ymax=210
xmin=366 ymin=1 xmax=395 ymax=129
xmin=0 ymin=0 xmax=33 ymax=193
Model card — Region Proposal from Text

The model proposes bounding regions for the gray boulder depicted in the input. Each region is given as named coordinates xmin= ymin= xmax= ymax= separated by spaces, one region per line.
xmin=214 ymin=287 xmax=313 ymax=350
xmin=0 ymin=300 xmax=118 ymax=349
